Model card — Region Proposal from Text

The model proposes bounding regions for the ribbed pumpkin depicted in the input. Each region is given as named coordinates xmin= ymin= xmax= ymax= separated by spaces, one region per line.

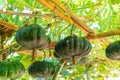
xmin=106 ymin=41 xmax=120 ymax=60
xmin=0 ymin=61 xmax=25 ymax=79
xmin=28 ymin=61 xmax=56 ymax=78
xmin=54 ymin=36 xmax=92 ymax=60
xmin=16 ymin=24 xmax=50 ymax=50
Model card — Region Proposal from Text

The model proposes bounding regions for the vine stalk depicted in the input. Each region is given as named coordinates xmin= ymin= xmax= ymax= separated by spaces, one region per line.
xmin=32 ymin=48 xmax=36 ymax=61
xmin=72 ymin=56 xmax=75 ymax=65
xmin=43 ymin=50 xmax=46 ymax=61
xmin=52 ymin=59 xmax=67 ymax=80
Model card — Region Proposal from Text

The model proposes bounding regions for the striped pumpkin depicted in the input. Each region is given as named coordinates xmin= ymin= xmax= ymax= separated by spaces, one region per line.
xmin=106 ymin=41 xmax=120 ymax=60
xmin=28 ymin=61 xmax=56 ymax=78
xmin=16 ymin=24 xmax=50 ymax=50
xmin=54 ymin=36 xmax=92 ymax=60
xmin=0 ymin=61 xmax=25 ymax=79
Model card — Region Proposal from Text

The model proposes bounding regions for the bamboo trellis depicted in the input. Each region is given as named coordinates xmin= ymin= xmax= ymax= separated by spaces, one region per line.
xmin=86 ymin=29 xmax=120 ymax=40
xmin=50 ymin=0 xmax=94 ymax=34
xmin=0 ymin=20 xmax=18 ymax=30
xmin=37 ymin=0 xmax=94 ymax=34
xmin=37 ymin=0 xmax=119 ymax=42
xmin=0 ymin=16 xmax=120 ymax=42
xmin=0 ymin=0 xmax=120 ymax=56
xmin=1 ymin=20 xmax=120 ymax=47
xmin=0 ymin=1 xmax=119 ymax=79
xmin=0 ymin=10 xmax=59 ymax=18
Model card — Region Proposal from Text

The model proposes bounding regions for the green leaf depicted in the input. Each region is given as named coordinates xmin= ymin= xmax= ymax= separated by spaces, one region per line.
xmin=7 ymin=0 xmax=15 ymax=4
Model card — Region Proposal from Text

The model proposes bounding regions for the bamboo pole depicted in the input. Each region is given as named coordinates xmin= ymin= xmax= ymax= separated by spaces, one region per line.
xmin=0 ymin=10 xmax=59 ymax=18
xmin=0 ymin=20 xmax=18 ymax=30
xmin=37 ymin=0 xmax=90 ymax=34
xmin=0 ymin=10 xmax=92 ymax=22
xmin=86 ymin=29 xmax=120 ymax=40
xmin=50 ymin=0 xmax=94 ymax=34
xmin=52 ymin=60 xmax=67 ymax=80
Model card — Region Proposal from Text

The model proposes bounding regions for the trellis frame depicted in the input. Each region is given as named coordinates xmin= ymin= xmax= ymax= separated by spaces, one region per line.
xmin=0 ymin=0 xmax=120 ymax=54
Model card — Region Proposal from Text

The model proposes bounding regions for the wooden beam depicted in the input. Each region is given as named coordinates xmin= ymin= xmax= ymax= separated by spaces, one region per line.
xmin=37 ymin=0 xmax=90 ymax=34
xmin=0 ymin=10 xmax=59 ymax=18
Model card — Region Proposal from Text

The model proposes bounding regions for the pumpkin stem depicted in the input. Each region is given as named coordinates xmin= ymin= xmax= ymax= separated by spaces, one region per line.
xmin=43 ymin=50 xmax=46 ymax=61
xmin=34 ymin=12 xmax=38 ymax=24
xmin=70 ymin=25 xmax=74 ymax=36
xmin=32 ymin=48 xmax=36 ymax=61
xmin=72 ymin=56 xmax=76 ymax=65
xmin=49 ymin=49 xmax=52 ymax=57
xmin=52 ymin=59 xmax=67 ymax=80
xmin=24 ymin=18 xmax=31 ymax=26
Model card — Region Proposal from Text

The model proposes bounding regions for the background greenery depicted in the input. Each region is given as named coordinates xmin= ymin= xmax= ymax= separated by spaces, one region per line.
xmin=0 ymin=0 xmax=120 ymax=80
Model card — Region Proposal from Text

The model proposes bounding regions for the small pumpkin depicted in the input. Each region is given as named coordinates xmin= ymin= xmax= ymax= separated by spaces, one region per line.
xmin=28 ymin=61 xmax=56 ymax=78
xmin=54 ymin=36 xmax=92 ymax=60
xmin=106 ymin=41 xmax=120 ymax=60
xmin=16 ymin=24 xmax=50 ymax=50
xmin=0 ymin=61 xmax=25 ymax=79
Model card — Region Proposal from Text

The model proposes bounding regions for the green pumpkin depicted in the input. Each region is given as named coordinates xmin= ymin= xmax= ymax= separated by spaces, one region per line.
xmin=54 ymin=36 xmax=92 ymax=60
xmin=0 ymin=61 xmax=25 ymax=79
xmin=106 ymin=41 xmax=120 ymax=60
xmin=28 ymin=61 xmax=56 ymax=78
xmin=16 ymin=24 xmax=50 ymax=50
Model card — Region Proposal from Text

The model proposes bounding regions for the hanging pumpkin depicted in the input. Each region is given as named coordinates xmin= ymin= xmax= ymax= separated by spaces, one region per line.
xmin=28 ymin=61 xmax=56 ymax=78
xmin=15 ymin=24 xmax=50 ymax=50
xmin=0 ymin=61 xmax=25 ymax=79
xmin=54 ymin=36 xmax=92 ymax=60
xmin=106 ymin=41 xmax=120 ymax=60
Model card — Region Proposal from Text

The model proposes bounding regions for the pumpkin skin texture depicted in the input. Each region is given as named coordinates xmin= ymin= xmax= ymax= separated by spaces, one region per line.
xmin=16 ymin=24 xmax=50 ymax=50
xmin=106 ymin=41 xmax=120 ymax=60
xmin=28 ymin=61 xmax=55 ymax=78
xmin=54 ymin=36 xmax=92 ymax=60
xmin=0 ymin=61 xmax=25 ymax=79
